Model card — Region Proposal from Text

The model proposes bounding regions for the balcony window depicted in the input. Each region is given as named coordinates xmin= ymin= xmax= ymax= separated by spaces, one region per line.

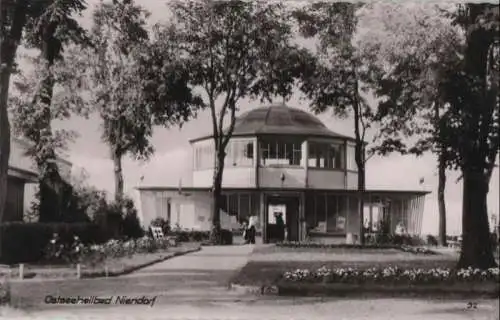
xmin=346 ymin=144 xmax=357 ymax=171
xmin=308 ymin=142 xmax=344 ymax=169
xmin=194 ymin=144 xmax=215 ymax=170
xmin=226 ymin=140 xmax=254 ymax=167
xmin=260 ymin=140 xmax=302 ymax=166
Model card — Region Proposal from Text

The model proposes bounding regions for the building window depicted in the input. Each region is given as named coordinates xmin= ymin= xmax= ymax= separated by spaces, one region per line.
xmin=306 ymin=193 xmax=348 ymax=233
xmin=227 ymin=194 xmax=239 ymax=217
xmin=346 ymin=144 xmax=356 ymax=171
xmin=194 ymin=143 xmax=216 ymax=170
xmin=259 ymin=139 xmax=302 ymax=166
xmin=226 ymin=140 xmax=254 ymax=167
xmin=221 ymin=192 xmax=258 ymax=224
xmin=308 ymin=142 xmax=344 ymax=169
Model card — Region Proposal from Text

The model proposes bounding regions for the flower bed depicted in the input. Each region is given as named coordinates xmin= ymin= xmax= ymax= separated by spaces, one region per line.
xmin=0 ymin=279 xmax=10 ymax=305
xmin=170 ymin=230 xmax=210 ymax=242
xmin=277 ymin=241 xmax=399 ymax=249
xmin=283 ymin=266 xmax=500 ymax=285
xmin=399 ymin=245 xmax=437 ymax=255
xmin=42 ymin=234 xmax=172 ymax=267
xmin=276 ymin=241 xmax=437 ymax=255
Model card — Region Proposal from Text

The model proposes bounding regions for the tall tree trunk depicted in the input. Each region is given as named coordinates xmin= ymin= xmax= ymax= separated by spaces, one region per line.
xmin=0 ymin=65 xmax=10 ymax=262
xmin=457 ymin=168 xmax=496 ymax=269
xmin=437 ymin=152 xmax=447 ymax=247
xmin=210 ymin=148 xmax=225 ymax=244
xmin=112 ymin=151 xmax=124 ymax=203
xmin=353 ymin=101 xmax=365 ymax=245
xmin=0 ymin=71 xmax=11 ymax=224
xmin=0 ymin=0 xmax=28 ymax=260
xmin=36 ymin=30 xmax=61 ymax=222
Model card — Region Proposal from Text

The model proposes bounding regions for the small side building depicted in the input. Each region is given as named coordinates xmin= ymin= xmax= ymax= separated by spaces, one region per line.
xmin=137 ymin=104 xmax=430 ymax=244
xmin=5 ymin=137 xmax=72 ymax=222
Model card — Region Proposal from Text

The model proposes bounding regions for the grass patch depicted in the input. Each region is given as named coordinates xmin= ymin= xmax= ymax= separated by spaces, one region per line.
xmin=231 ymin=245 xmax=456 ymax=286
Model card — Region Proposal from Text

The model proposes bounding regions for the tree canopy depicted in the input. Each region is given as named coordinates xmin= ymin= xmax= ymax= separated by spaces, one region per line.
xmin=151 ymin=0 xmax=314 ymax=242
xmin=355 ymin=2 xmax=499 ymax=268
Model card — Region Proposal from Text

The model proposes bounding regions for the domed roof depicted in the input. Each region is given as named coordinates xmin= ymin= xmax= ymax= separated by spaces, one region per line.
xmin=190 ymin=104 xmax=353 ymax=142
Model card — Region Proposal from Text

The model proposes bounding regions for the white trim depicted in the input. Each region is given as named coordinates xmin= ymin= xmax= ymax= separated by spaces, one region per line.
xmin=8 ymin=166 xmax=38 ymax=182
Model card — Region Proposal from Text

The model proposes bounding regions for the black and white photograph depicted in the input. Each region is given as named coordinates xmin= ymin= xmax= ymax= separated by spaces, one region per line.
xmin=0 ymin=0 xmax=499 ymax=319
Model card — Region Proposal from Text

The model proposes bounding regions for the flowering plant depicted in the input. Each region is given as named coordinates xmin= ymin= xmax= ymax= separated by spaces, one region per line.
xmin=44 ymin=233 xmax=170 ymax=266
xmin=277 ymin=241 xmax=399 ymax=250
xmin=283 ymin=266 xmax=500 ymax=284
xmin=43 ymin=234 xmax=86 ymax=264
xmin=136 ymin=236 xmax=156 ymax=253
xmin=277 ymin=241 xmax=437 ymax=255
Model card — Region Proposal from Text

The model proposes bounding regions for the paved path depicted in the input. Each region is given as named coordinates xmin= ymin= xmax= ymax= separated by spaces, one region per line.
xmin=135 ymin=244 xmax=255 ymax=275
xmin=8 ymin=245 xmax=256 ymax=310
xmin=2 ymin=298 xmax=498 ymax=320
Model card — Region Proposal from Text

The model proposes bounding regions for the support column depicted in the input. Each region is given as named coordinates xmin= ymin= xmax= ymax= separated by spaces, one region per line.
xmin=303 ymin=141 xmax=309 ymax=188
xmin=417 ymin=196 xmax=425 ymax=236
xmin=254 ymin=137 xmax=259 ymax=188
xmin=343 ymin=141 xmax=348 ymax=188
xmin=409 ymin=197 xmax=416 ymax=235
xmin=300 ymin=192 xmax=306 ymax=241
xmin=369 ymin=200 xmax=373 ymax=233
xmin=259 ymin=192 xmax=266 ymax=244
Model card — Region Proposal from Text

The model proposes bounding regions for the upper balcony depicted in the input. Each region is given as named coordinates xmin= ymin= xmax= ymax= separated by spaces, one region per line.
xmin=189 ymin=104 xmax=360 ymax=190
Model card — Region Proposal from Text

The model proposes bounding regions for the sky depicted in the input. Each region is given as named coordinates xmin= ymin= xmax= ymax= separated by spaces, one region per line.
xmin=19 ymin=0 xmax=500 ymax=236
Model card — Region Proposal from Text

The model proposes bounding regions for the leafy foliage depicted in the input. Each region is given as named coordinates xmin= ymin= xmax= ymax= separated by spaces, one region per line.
xmin=65 ymin=0 xmax=201 ymax=201
xmin=0 ymin=0 xmax=88 ymax=224
xmin=6 ymin=0 xmax=90 ymax=223
xmin=153 ymin=0 xmax=314 ymax=242
xmin=292 ymin=2 xmax=374 ymax=244
xmin=355 ymin=3 xmax=464 ymax=163
xmin=355 ymin=3 xmax=499 ymax=268
xmin=9 ymin=55 xmax=88 ymax=168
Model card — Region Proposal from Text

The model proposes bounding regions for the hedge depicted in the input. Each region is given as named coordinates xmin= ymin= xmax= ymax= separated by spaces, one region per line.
xmin=0 ymin=222 xmax=108 ymax=264
xmin=170 ymin=229 xmax=233 ymax=244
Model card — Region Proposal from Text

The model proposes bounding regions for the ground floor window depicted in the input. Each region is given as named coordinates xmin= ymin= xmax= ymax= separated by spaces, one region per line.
xmin=305 ymin=193 xmax=350 ymax=233
xmin=363 ymin=196 xmax=392 ymax=233
xmin=220 ymin=192 xmax=259 ymax=223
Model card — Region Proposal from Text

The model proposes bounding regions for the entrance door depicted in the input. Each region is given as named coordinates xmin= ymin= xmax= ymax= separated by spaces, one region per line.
xmin=266 ymin=196 xmax=300 ymax=242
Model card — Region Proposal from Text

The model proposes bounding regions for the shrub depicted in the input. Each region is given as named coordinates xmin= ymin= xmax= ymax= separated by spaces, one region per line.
xmin=426 ymin=235 xmax=439 ymax=246
xmin=121 ymin=199 xmax=144 ymax=239
xmin=0 ymin=279 xmax=10 ymax=306
xmin=92 ymin=197 xmax=144 ymax=240
xmin=220 ymin=229 xmax=233 ymax=245
xmin=391 ymin=234 xmax=425 ymax=246
xmin=0 ymin=222 xmax=107 ymax=264
xmin=44 ymin=234 xmax=86 ymax=265
xmin=171 ymin=230 xmax=210 ymax=242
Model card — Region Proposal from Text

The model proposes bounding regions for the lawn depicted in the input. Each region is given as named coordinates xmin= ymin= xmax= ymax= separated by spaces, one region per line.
xmin=232 ymin=245 xmax=458 ymax=286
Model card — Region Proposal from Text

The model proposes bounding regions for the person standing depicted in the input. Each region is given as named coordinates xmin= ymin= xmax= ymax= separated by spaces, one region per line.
xmin=275 ymin=212 xmax=285 ymax=242
xmin=247 ymin=216 xmax=257 ymax=244
xmin=241 ymin=220 xmax=248 ymax=244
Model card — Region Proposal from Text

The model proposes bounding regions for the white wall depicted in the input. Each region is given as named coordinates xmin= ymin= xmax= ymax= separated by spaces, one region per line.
xmin=136 ymin=190 xmax=239 ymax=231
xmin=308 ymin=170 xmax=345 ymax=189
xmin=346 ymin=172 xmax=358 ymax=190
xmin=193 ymin=167 xmax=256 ymax=188
xmin=258 ymin=167 xmax=306 ymax=188
xmin=9 ymin=138 xmax=36 ymax=173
